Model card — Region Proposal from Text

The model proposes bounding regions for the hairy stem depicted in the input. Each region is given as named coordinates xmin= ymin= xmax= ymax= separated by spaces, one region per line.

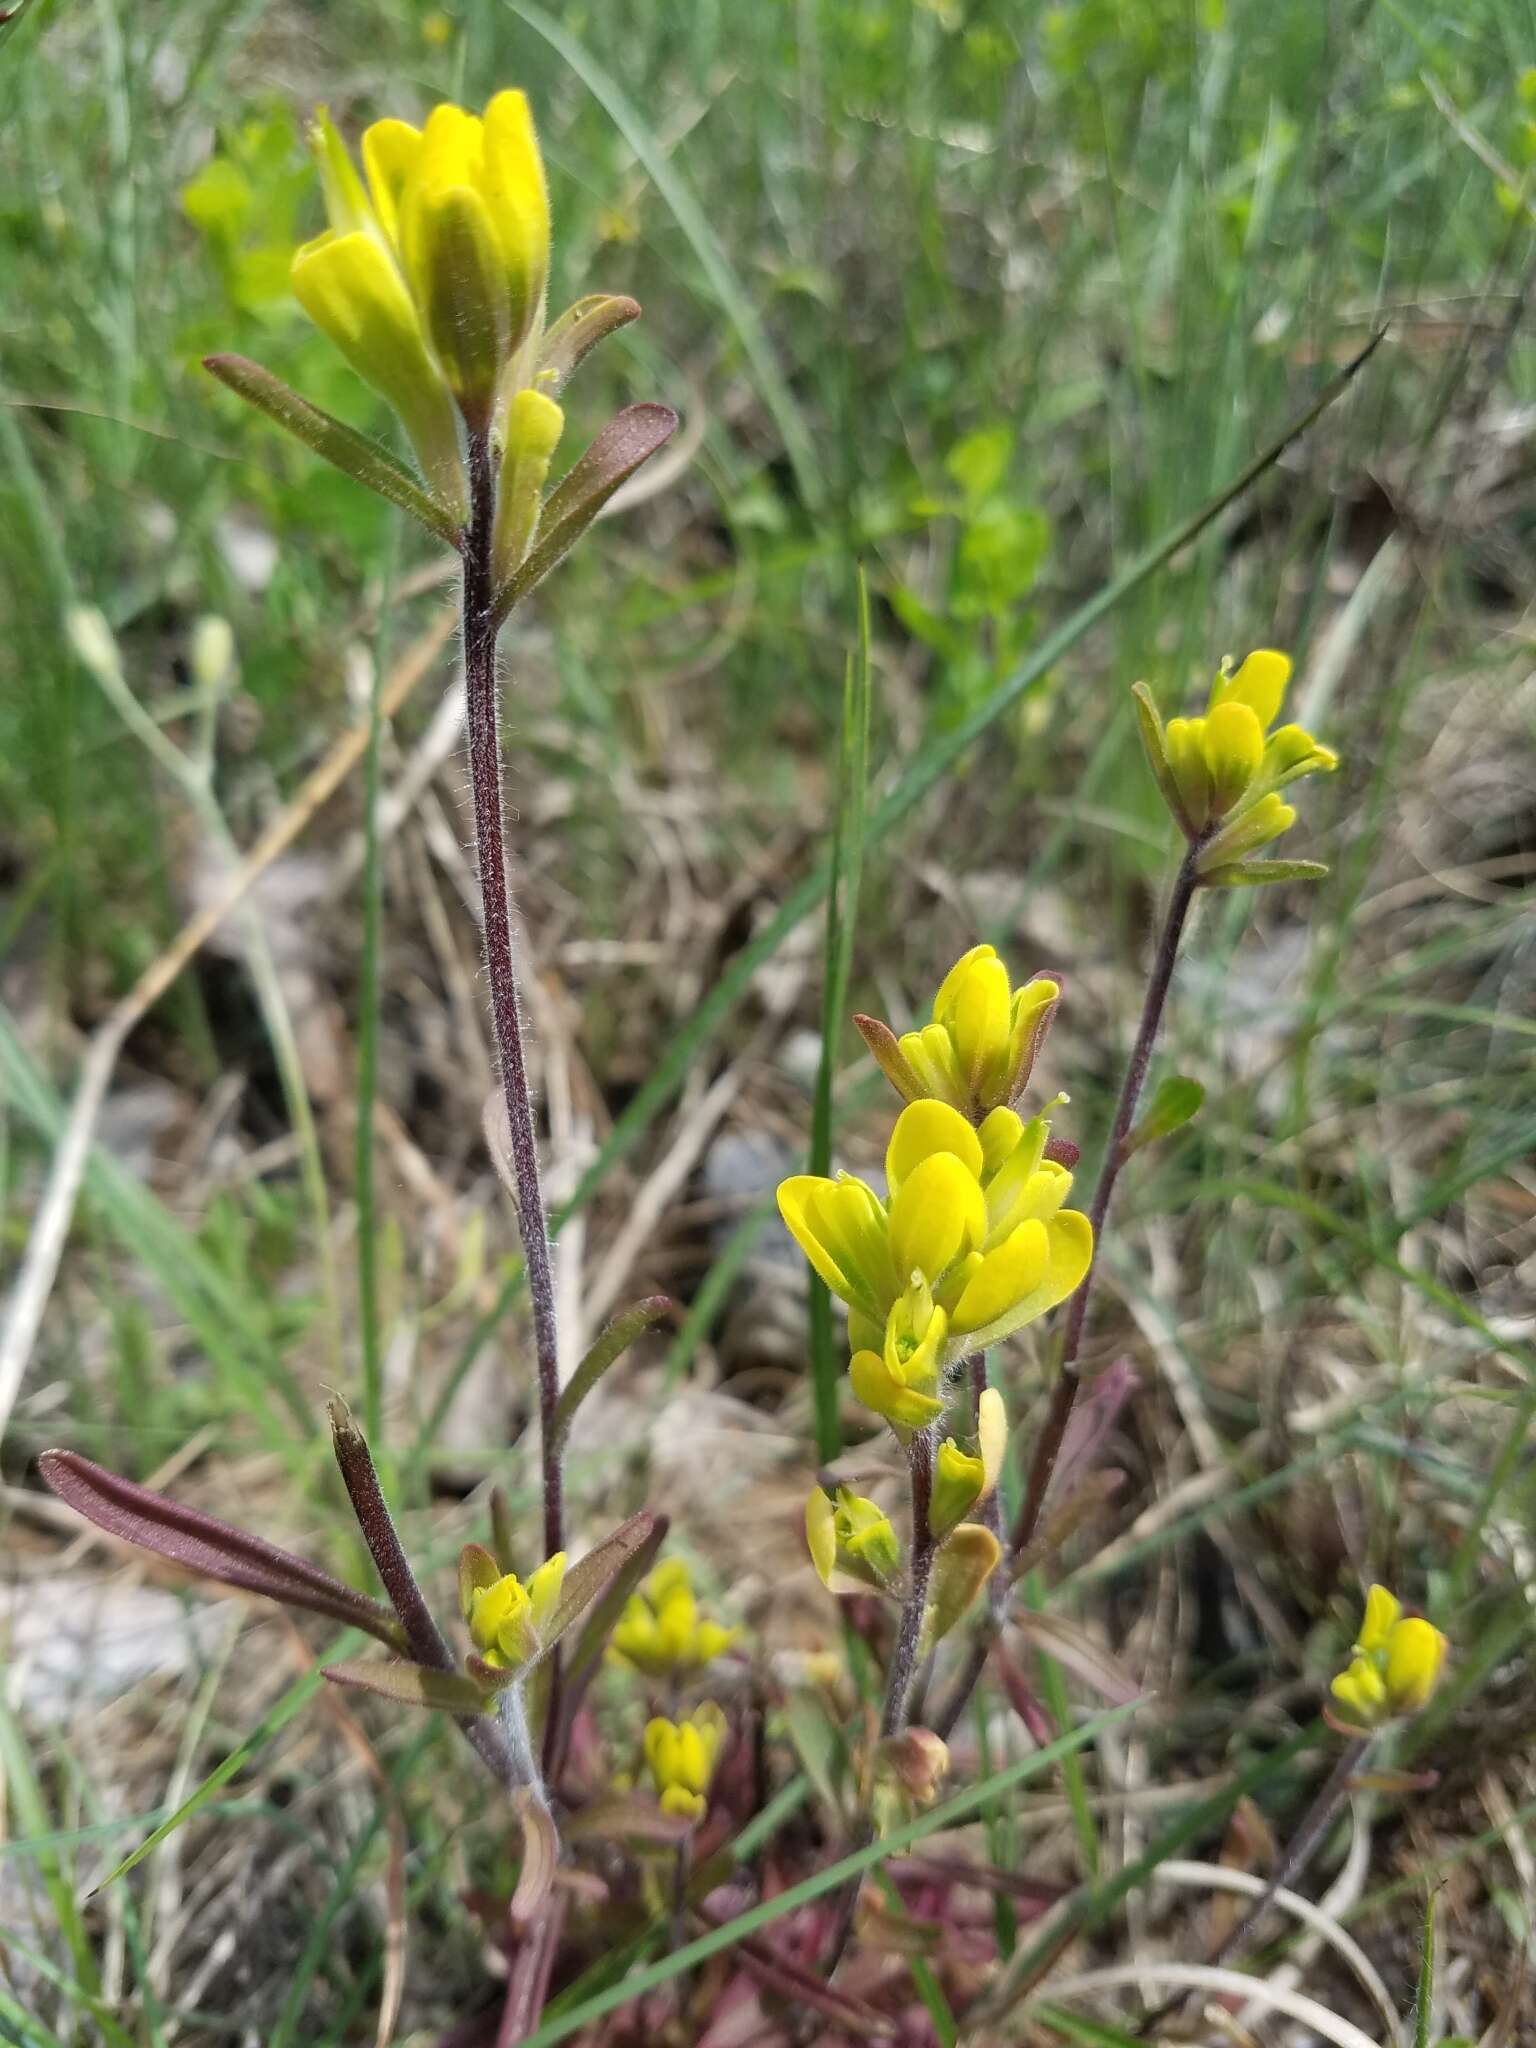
xmin=461 ymin=428 xmax=566 ymax=1754
xmin=330 ymin=1404 xmax=522 ymax=1790
xmin=822 ymin=1427 xmax=939 ymax=1977
xmin=931 ymin=843 xmax=1203 ymax=1740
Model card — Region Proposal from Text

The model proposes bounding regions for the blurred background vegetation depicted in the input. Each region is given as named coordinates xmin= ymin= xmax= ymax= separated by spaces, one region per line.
xmin=2 ymin=0 xmax=1534 ymax=2039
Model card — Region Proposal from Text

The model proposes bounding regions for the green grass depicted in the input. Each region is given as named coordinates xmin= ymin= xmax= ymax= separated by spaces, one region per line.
xmin=2 ymin=0 xmax=1534 ymax=2038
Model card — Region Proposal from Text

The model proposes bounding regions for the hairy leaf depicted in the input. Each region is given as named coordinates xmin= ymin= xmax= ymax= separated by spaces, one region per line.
xmin=1122 ymin=1075 xmax=1205 ymax=1159
xmin=493 ymin=403 xmax=678 ymax=622
xmin=536 ymin=293 xmax=641 ymax=394
xmin=323 ymin=1658 xmax=487 ymax=1715
xmin=552 ymin=1297 xmax=675 ymax=1448
xmin=204 ymin=355 xmax=462 ymax=544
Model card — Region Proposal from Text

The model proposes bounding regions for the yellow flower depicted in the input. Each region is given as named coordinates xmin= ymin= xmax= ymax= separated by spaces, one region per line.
xmin=779 ymin=1099 xmax=1092 ymax=1430
xmin=459 ymin=1545 xmax=566 ymax=1671
xmin=806 ymin=1485 xmax=903 ymax=1594
xmin=1329 ymin=1584 xmax=1448 ymax=1730
xmin=855 ymin=946 xmax=1060 ymax=1119
xmin=929 ymin=1436 xmax=986 ymax=1540
xmin=291 ymin=92 xmax=553 ymax=502
xmin=643 ymin=1703 xmax=726 ymax=1822
xmin=1133 ymin=650 xmax=1338 ymax=881
xmin=608 ymin=1559 xmax=738 ymax=1679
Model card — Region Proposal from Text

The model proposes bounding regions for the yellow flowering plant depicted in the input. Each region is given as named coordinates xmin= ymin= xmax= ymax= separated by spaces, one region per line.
xmin=1330 ymin=1583 xmax=1449 ymax=1731
xmin=609 ymin=1558 xmax=739 ymax=1679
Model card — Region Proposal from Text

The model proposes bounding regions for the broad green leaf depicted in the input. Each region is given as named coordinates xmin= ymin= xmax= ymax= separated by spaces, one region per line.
xmin=1122 ymin=1074 xmax=1205 ymax=1157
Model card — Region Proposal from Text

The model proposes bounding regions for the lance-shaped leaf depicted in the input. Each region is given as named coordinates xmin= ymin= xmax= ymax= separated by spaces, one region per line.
xmin=1122 ymin=1074 xmax=1205 ymax=1160
xmin=557 ymin=1511 xmax=669 ymax=1705
xmin=511 ymin=1788 xmax=558 ymax=1926
xmin=551 ymin=1296 xmax=675 ymax=1450
xmin=1011 ymin=1468 xmax=1125 ymax=1581
xmin=323 ymin=1657 xmax=488 ymax=1715
xmin=921 ymin=1524 xmax=1001 ymax=1650
xmin=39 ymin=1449 xmax=404 ymax=1649
xmin=732 ymin=1923 xmax=900 ymax=2035
xmin=536 ymin=1508 xmax=658 ymax=1660
xmin=1200 ymin=858 xmax=1330 ymax=888
xmin=536 ymin=293 xmax=641 ymax=395
xmin=492 ymin=402 xmax=679 ymax=623
xmin=204 ymin=355 xmax=463 ymax=546
xmin=1012 ymin=1611 xmax=1143 ymax=1707
xmin=995 ymin=1646 xmax=1055 ymax=1746
xmin=1050 ymin=1355 xmax=1139 ymax=1502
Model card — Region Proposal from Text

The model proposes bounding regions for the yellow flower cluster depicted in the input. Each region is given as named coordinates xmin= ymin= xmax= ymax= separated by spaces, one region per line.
xmin=292 ymin=95 xmax=551 ymax=514
xmin=1134 ymin=650 xmax=1338 ymax=883
xmin=1330 ymin=1584 xmax=1447 ymax=1730
xmin=856 ymin=946 xmax=1059 ymax=1121
xmin=459 ymin=1546 xmax=567 ymax=1672
xmin=779 ymin=1096 xmax=1090 ymax=1431
xmin=609 ymin=1559 xmax=738 ymax=1679
xmin=643 ymin=1703 xmax=726 ymax=1821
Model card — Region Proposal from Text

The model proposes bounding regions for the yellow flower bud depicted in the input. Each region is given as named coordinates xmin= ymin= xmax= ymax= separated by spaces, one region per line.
xmin=458 ymin=1545 xmax=566 ymax=1671
xmin=780 ymin=1098 xmax=1092 ymax=1438
xmin=643 ymin=1703 xmax=726 ymax=1822
xmin=609 ymin=1557 xmax=738 ymax=1678
xmin=1329 ymin=1584 xmax=1448 ymax=1729
xmin=1134 ymin=649 xmax=1338 ymax=886
xmin=929 ymin=1437 xmax=985 ymax=1539
xmin=861 ymin=946 xmax=1060 ymax=1117
xmin=806 ymin=1486 xmax=904 ymax=1594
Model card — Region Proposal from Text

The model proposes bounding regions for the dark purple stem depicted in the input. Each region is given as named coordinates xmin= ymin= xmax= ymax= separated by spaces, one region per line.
xmin=461 ymin=428 xmax=566 ymax=1752
xmin=1011 ymin=840 xmax=1203 ymax=1554
xmin=329 ymin=1405 xmax=522 ymax=1790
xmin=931 ymin=843 xmax=1203 ymax=1741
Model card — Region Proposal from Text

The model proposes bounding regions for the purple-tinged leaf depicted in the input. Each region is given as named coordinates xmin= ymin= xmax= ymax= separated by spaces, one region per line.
xmin=891 ymin=1853 xmax=1067 ymax=1915
xmin=536 ymin=294 xmax=641 ymax=395
xmin=699 ymin=1902 xmax=898 ymax=2038
xmin=1012 ymin=1469 xmax=1125 ymax=1582
xmin=853 ymin=1013 xmax=920 ymax=1104
xmin=39 ymin=1449 xmax=404 ymax=1649
xmin=464 ymin=1653 xmax=519 ymax=1695
xmin=323 ymin=1658 xmax=488 ymax=1715
xmin=1043 ymin=1135 xmax=1081 ymax=1170
xmin=551 ymin=1297 xmax=676 ymax=1449
xmin=1050 ymin=1356 xmax=1139 ymax=1501
xmin=995 ymin=1647 xmax=1055 ymax=1747
xmin=510 ymin=1789 xmax=558 ymax=1927
xmin=1013 ymin=1610 xmax=1144 ymax=1707
xmin=204 ymin=355 xmax=462 ymax=546
xmin=459 ymin=1543 xmax=501 ymax=1619
xmin=492 ymin=402 xmax=679 ymax=623
xmin=548 ymin=1513 xmax=668 ymax=1762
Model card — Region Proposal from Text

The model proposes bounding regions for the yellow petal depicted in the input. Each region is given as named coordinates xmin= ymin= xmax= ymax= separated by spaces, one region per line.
xmin=398 ymin=180 xmax=507 ymax=422
xmin=482 ymin=87 xmax=550 ymax=349
xmin=932 ymin=944 xmax=996 ymax=1021
xmin=659 ymin=1784 xmax=705 ymax=1820
xmin=493 ymin=386 xmax=564 ymax=578
xmin=849 ymin=1347 xmax=945 ymax=1430
xmin=1201 ymin=700 xmax=1264 ymax=816
xmin=949 ymin=1218 xmax=1048 ymax=1334
xmin=1357 ymin=1583 xmax=1400 ymax=1656
xmin=1385 ymin=1617 xmax=1446 ymax=1714
xmin=888 ymin=1152 xmax=988 ymax=1283
xmin=805 ymin=1491 xmax=837 ymax=1586
xmin=978 ymin=1106 xmax=1024 ymax=1177
xmin=289 ymin=229 xmax=463 ymax=509
xmin=1330 ymin=1657 xmax=1386 ymax=1724
xmin=886 ymin=1098 xmax=984 ymax=1191
xmin=1212 ymin=648 xmax=1290 ymax=728
xmin=929 ymin=1437 xmax=985 ymax=1539
xmin=1199 ymin=790 xmax=1297 ymax=868
xmin=898 ymin=1023 xmax=966 ymax=1106
xmin=361 ymin=116 xmax=423 ymax=248
xmin=778 ymin=1174 xmax=894 ymax=1312
xmin=977 ymin=1386 xmax=1007 ymax=1495
xmin=1165 ymin=716 xmax=1212 ymax=831
xmin=526 ymin=1551 xmax=567 ymax=1633
xmin=946 ymin=951 xmax=1011 ymax=1096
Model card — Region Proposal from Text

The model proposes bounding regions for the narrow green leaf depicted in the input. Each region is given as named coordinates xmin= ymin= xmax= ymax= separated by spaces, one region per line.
xmin=559 ymin=1513 xmax=668 ymax=1701
xmin=552 ymin=1296 xmax=674 ymax=1446
xmin=203 ymin=355 xmax=461 ymax=545
xmin=323 ymin=1657 xmax=487 ymax=1715
xmin=541 ymin=1509 xmax=658 ymax=1655
xmin=1122 ymin=1074 xmax=1205 ymax=1158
